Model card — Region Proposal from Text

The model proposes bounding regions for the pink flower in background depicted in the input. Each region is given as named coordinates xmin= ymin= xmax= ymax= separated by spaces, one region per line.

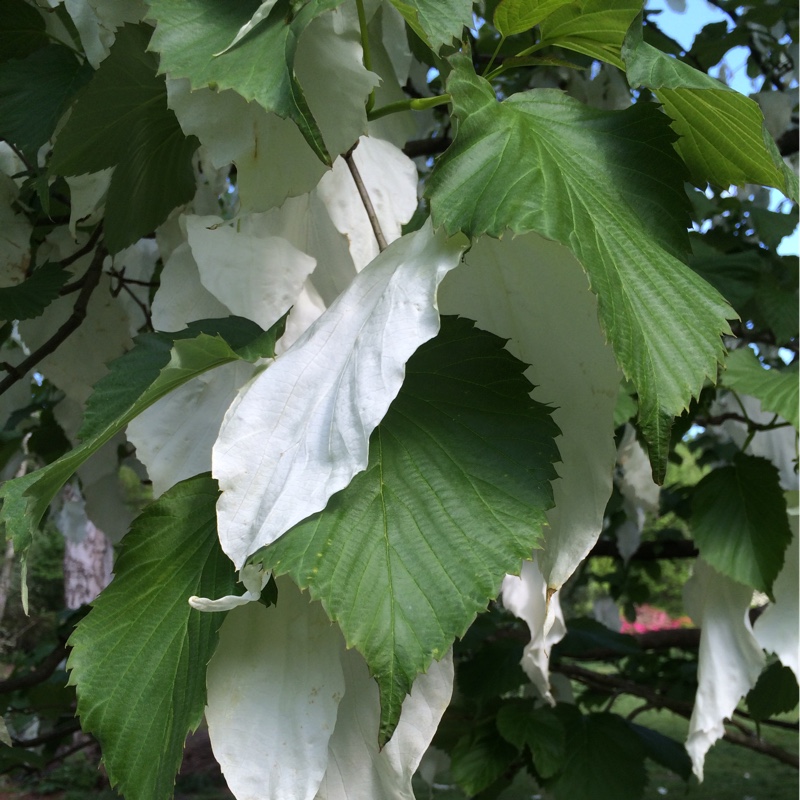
xmin=620 ymin=604 xmax=692 ymax=634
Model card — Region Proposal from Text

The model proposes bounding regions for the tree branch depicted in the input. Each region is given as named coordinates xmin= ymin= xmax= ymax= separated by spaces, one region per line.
xmin=344 ymin=141 xmax=388 ymax=252
xmin=0 ymin=236 xmax=106 ymax=397
xmin=556 ymin=663 xmax=799 ymax=770
xmin=588 ymin=538 xmax=699 ymax=560
xmin=0 ymin=640 xmax=68 ymax=694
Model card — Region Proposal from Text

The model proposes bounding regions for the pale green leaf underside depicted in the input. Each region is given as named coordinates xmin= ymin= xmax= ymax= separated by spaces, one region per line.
xmin=493 ymin=0 xmax=573 ymax=37
xmin=538 ymin=0 xmax=641 ymax=69
xmin=146 ymin=0 xmax=341 ymax=163
xmin=0 ymin=317 xmax=280 ymax=563
xmin=722 ymin=348 xmax=799 ymax=430
xmin=389 ymin=0 xmax=473 ymax=51
xmin=427 ymin=58 xmax=733 ymax=480
xmin=68 ymin=475 xmax=236 ymax=800
xmin=258 ymin=317 xmax=560 ymax=745
xmin=692 ymin=454 xmax=792 ymax=596
xmin=624 ymin=29 xmax=798 ymax=202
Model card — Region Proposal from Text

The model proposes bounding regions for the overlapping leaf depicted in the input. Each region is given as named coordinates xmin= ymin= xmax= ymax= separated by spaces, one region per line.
xmin=0 ymin=0 xmax=48 ymax=61
xmin=0 ymin=264 xmax=69 ymax=321
xmin=623 ymin=23 xmax=799 ymax=202
xmin=494 ymin=0 xmax=573 ymax=37
xmin=549 ymin=708 xmax=648 ymax=800
xmin=389 ymin=0 xmax=472 ymax=51
xmin=537 ymin=0 xmax=641 ymax=68
xmin=147 ymin=0 xmax=343 ymax=163
xmin=0 ymin=316 xmax=282 ymax=570
xmin=68 ymin=475 xmax=237 ymax=800
xmin=722 ymin=348 xmax=799 ymax=430
xmin=440 ymin=234 xmax=619 ymax=592
xmin=428 ymin=57 xmax=733 ymax=479
xmin=691 ymin=453 xmax=792 ymax=596
xmin=258 ymin=317 xmax=560 ymax=743
xmin=0 ymin=45 xmax=91 ymax=158
xmin=213 ymin=221 xmax=466 ymax=569
xmin=49 ymin=24 xmax=199 ymax=253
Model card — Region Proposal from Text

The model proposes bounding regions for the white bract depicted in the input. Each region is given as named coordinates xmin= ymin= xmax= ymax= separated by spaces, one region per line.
xmin=202 ymin=577 xmax=453 ymax=800
xmin=439 ymin=232 xmax=620 ymax=591
xmin=213 ymin=220 xmax=467 ymax=568
xmin=754 ymin=499 xmax=799 ymax=678
xmin=501 ymin=557 xmax=566 ymax=704
xmin=684 ymin=558 xmax=766 ymax=780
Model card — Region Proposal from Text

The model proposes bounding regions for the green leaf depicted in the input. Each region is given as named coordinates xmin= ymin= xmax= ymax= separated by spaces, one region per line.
xmin=691 ymin=453 xmax=792 ymax=596
xmin=552 ymin=617 xmax=640 ymax=658
xmin=0 ymin=45 xmax=91 ymax=158
xmin=146 ymin=0 xmax=338 ymax=164
xmin=0 ymin=264 xmax=69 ymax=321
xmin=754 ymin=270 xmax=799 ymax=344
xmin=549 ymin=708 xmax=648 ymax=800
xmin=67 ymin=475 xmax=237 ymax=800
xmin=748 ymin=206 xmax=799 ymax=251
xmin=451 ymin=719 xmax=519 ymax=796
xmin=0 ymin=316 xmax=281 ymax=575
xmin=538 ymin=0 xmax=641 ymax=69
xmin=746 ymin=661 xmax=799 ymax=721
xmin=494 ymin=0 xmax=573 ymax=37
xmin=78 ymin=315 xmax=280 ymax=441
xmin=0 ymin=0 xmax=48 ymax=61
xmin=496 ymin=700 xmax=566 ymax=779
xmin=258 ymin=316 xmax=560 ymax=744
xmin=722 ymin=348 xmax=799 ymax=430
xmin=627 ymin=722 xmax=692 ymax=781
xmin=49 ymin=24 xmax=199 ymax=253
xmin=389 ymin=0 xmax=473 ymax=51
xmin=428 ymin=57 xmax=733 ymax=480
xmin=623 ymin=23 xmax=798 ymax=202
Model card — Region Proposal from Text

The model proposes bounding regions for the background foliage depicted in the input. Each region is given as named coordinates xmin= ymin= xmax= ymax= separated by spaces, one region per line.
xmin=0 ymin=0 xmax=796 ymax=799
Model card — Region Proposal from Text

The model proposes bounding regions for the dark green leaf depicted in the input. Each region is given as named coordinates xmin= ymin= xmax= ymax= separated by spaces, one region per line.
xmin=49 ymin=24 xmax=199 ymax=253
xmin=428 ymin=56 xmax=733 ymax=480
xmin=0 ymin=0 xmax=47 ymax=61
xmin=458 ymin=637 xmax=527 ymax=699
xmin=451 ymin=719 xmax=519 ymax=796
xmin=496 ymin=700 xmax=566 ymax=779
xmin=68 ymin=475 xmax=237 ymax=800
xmin=692 ymin=453 xmax=792 ymax=596
xmin=628 ymin=721 xmax=692 ymax=781
xmin=552 ymin=618 xmax=640 ymax=658
xmin=0 ymin=45 xmax=91 ymax=158
xmin=549 ymin=707 xmax=648 ymax=800
xmin=0 ymin=264 xmax=69 ymax=321
xmin=746 ymin=662 xmax=799 ymax=721
xmin=259 ymin=316 xmax=560 ymax=744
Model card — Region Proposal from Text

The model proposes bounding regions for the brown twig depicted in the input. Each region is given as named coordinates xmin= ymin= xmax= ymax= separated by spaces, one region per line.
xmin=344 ymin=141 xmax=388 ymax=252
xmin=12 ymin=720 xmax=82 ymax=748
xmin=59 ymin=224 xmax=105 ymax=281
xmin=0 ymin=236 xmax=106 ymax=397
xmin=696 ymin=412 xmax=793 ymax=431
